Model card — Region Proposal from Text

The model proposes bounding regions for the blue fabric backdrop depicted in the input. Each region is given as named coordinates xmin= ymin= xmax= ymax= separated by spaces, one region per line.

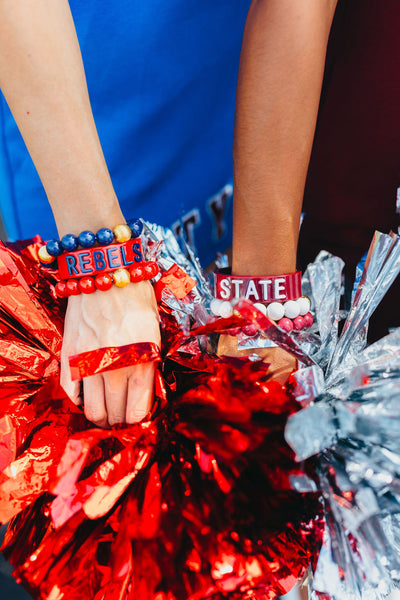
xmin=0 ymin=1 xmax=251 ymax=266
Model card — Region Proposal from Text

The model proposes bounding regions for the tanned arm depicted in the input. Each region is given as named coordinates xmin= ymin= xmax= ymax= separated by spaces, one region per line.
xmin=233 ymin=0 xmax=338 ymax=276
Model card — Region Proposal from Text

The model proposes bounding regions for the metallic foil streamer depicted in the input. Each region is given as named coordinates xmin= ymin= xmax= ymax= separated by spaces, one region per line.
xmin=3 ymin=224 xmax=400 ymax=600
xmin=0 ymin=231 xmax=323 ymax=600
xmin=284 ymin=231 xmax=400 ymax=599
xmin=69 ymin=342 xmax=161 ymax=380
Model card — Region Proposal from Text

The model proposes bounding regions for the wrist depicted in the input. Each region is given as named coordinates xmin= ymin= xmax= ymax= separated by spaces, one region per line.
xmin=53 ymin=196 xmax=124 ymax=238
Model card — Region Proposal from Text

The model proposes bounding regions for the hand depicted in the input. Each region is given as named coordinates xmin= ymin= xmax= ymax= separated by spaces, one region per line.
xmin=60 ymin=281 xmax=161 ymax=428
xmin=217 ymin=334 xmax=297 ymax=384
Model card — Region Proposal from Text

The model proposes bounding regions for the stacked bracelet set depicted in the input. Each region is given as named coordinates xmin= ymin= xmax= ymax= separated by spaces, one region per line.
xmin=38 ymin=218 xmax=159 ymax=298
xmin=212 ymin=271 xmax=313 ymax=334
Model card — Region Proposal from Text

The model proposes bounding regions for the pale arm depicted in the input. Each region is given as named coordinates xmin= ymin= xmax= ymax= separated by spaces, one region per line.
xmin=0 ymin=0 xmax=160 ymax=426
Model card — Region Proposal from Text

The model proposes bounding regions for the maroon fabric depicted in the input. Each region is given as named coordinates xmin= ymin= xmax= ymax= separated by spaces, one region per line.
xmin=298 ymin=0 xmax=400 ymax=337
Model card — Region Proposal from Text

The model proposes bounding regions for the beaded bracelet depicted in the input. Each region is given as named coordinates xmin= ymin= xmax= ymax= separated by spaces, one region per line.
xmin=38 ymin=218 xmax=144 ymax=264
xmin=210 ymin=297 xmax=313 ymax=333
xmin=54 ymin=260 xmax=159 ymax=298
xmin=38 ymin=218 xmax=160 ymax=297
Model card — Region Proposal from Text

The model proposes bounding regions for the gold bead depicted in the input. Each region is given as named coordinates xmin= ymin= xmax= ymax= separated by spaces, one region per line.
xmin=112 ymin=268 xmax=131 ymax=287
xmin=38 ymin=245 xmax=54 ymax=264
xmin=112 ymin=224 xmax=132 ymax=243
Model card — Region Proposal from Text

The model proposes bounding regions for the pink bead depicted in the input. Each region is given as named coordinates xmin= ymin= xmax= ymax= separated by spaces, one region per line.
xmin=228 ymin=327 xmax=241 ymax=336
xmin=303 ymin=312 xmax=314 ymax=329
xmin=293 ymin=315 xmax=305 ymax=331
xmin=277 ymin=317 xmax=294 ymax=333
xmin=242 ymin=324 xmax=258 ymax=337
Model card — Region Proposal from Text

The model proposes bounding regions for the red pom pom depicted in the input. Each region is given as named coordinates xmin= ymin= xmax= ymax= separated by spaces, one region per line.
xmin=292 ymin=315 xmax=305 ymax=331
xmin=303 ymin=312 xmax=314 ymax=329
xmin=129 ymin=265 xmax=144 ymax=283
xmin=277 ymin=317 xmax=294 ymax=333
xmin=142 ymin=261 xmax=159 ymax=280
xmin=78 ymin=277 xmax=96 ymax=294
xmin=55 ymin=281 xmax=68 ymax=298
xmin=94 ymin=273 xmax=113 ymax=291
xmin=65 ymin=279 xmax=80 ymax=296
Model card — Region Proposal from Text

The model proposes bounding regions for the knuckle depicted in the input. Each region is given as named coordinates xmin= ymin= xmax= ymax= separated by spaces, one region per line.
xmin=127 ymin=407 xmax=149 ymax=424
xmin=108 ymin=413 xmax=126 ymax=426
xmin=84 ymin=406 xmax=107 ymax=426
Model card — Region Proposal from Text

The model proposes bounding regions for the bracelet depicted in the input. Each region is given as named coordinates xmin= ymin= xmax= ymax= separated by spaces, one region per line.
xmin=212 ymin=270 xmax=313 ymax=333
xmin=210 ymin=297 xmax=313 ymax=333
xmin=54 ymin=261 xmax=159 ymax=297
xmin=38 ymin=219 xmax=160 ymax=297
xmin=213 ymin=271 xmax=302 ymax=303
xmin=38 ymin=218 xmax=143 ymax=263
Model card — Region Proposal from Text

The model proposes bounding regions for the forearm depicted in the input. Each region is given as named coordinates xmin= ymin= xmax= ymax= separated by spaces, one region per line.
xmin=233 ymin=0 xmax=337 ymax=276
xmin=0 ymin=0 xmax=122 ymax=236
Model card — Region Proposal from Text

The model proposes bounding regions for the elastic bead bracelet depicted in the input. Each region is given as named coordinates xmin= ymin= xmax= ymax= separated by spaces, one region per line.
xmin=210 ymin=297 xmax=313 ymax=333
xmin=38 ymin=217 xmax=160 ymax=297
xmin=54 ymin=261 xmax=159 ymax=298
xmin=39 ymin=218 xmax=144 ymax=264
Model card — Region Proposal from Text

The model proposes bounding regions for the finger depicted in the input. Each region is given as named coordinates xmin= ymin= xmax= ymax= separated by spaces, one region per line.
xmin=126 ymin=362 xmax=155 ymax=424
xmin=60 ymin=346 xmax=81 ymax=405
xmin=266 ymin=349 xmax=297 ymax=383
xmin=83 ymin=374 xmax=108 ymax=428
xmin=103 ymin=368 xmax=129 ymax=426
xmin=217 ymin=333 xmax=239 ymax=357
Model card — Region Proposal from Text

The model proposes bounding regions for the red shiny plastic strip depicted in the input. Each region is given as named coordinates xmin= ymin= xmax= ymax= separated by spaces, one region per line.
xmin=57 ymin=239 xmax=143 ymax=279
xmin=214 ymin=270 xmax=302 ymax=302
xmin=69 ymin=342 xmax=161 ymax=380
xmin=154 ymin=263 xmax=197 ymax=300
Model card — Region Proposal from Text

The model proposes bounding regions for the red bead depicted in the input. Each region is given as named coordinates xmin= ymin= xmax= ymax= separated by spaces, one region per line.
xmin=293 ymin=315 xmax=305 ymax=331
xmin=142 ymin=261 xmax=159 ymax=280
xmin=94 ymin=273 xmax=113 ymax=291
xmin=242 ymin=324 xmax=258 ymax=337
xmin=129 ymin=265 xmax=144 ymax=283
xmin=78 ymin=276 xmax=96 ymax=294
xmin=277 ymin=317 xmax=294 ymax=333
xmin=55 ymin=281 xmax=68 ymax=298
xmin=303 ymin=312 xmax=314 ymax=329
xmin=66 ymin=279 xmax=80 ymax=296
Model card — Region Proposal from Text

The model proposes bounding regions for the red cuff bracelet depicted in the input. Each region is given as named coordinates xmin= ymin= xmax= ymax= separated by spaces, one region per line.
xmin=213 ymin=271 xmax=302 ymax=302
xmin=57 ymin=238 xmax=144 ymax=279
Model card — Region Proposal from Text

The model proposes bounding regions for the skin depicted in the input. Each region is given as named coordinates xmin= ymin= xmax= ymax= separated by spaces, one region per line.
xmin=233 ymin=0 xmax=338 ymax=277
xmin=0 ymin=0 xmax=160 ymax=427
xmin=220 ymin=0 xmax=338 ymax=384
xmin=0 ymin=0 xmax=338 ymax=419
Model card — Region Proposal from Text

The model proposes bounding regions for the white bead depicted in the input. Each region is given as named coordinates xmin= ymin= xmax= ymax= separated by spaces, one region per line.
xmin=283 ymin=300 xmax=300 ymax=319
xmin=297 ymin=296 xmax=311 ymax=316
xmin=267 ymin=301 xmax=285 ymax=321
xmin=218 ymin=301 xmax=234 ymax=318
xmin=254 ymin=302 xmax=267 ymax=316
xmin=210 ymin=298 xmax=224 ymax=316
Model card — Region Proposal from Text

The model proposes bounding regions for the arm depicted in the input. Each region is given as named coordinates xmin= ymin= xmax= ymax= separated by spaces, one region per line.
xmin=0 ymin=0 xmax=160 ymax=426
xmin=233 ymin=0 xmax=338 ymax=276
xmin=219 ymin=0 xmax=338 ymax=380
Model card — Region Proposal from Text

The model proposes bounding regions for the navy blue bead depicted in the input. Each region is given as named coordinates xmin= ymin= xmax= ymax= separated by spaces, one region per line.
xmin=78 ymin=230 xmax=96 ymax=248
xmin=61 ymin=233 xmax=79 ymax=252
xmin=46 ymin=239 xmax=63 ymax=257
xmin=96 ymin=227 xmax=114 ymax=245
xmin=127 ymin=218 xmax=143 ymax=238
